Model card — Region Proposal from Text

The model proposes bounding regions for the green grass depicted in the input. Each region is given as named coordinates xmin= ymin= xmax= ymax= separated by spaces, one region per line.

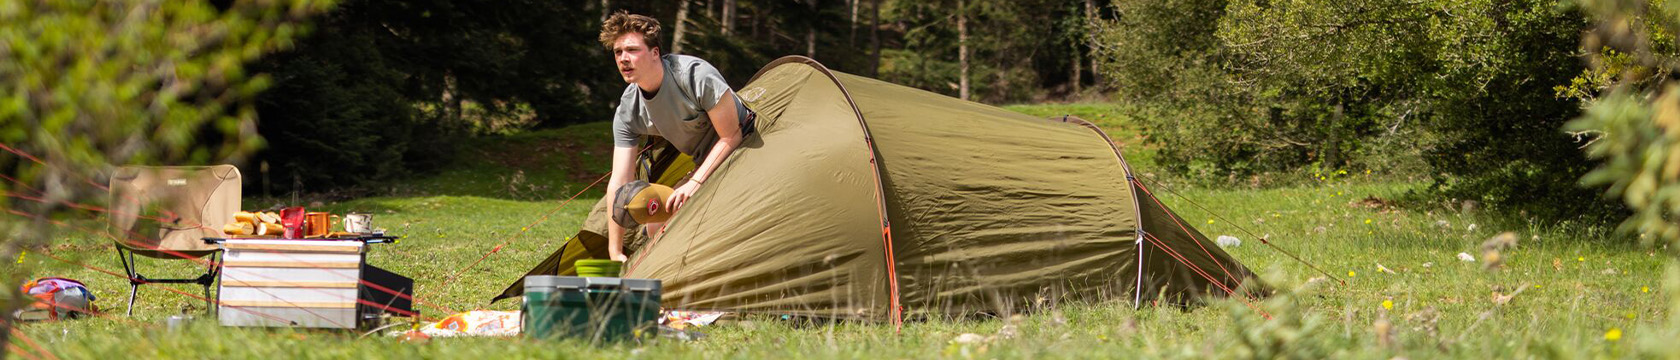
xmin=13 ymin=104 xmax=1675 ymax=358
xmin=1003 ymin=102 xmax=1157 ymax=170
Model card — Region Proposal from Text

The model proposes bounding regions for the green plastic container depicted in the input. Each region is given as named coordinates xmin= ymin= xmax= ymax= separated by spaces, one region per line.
xmin=522 ymin=276 xmax=587 ymax=340
xmin=522 ymin=275 xmax=660 ymax=343
xmin=575 ymin=260 xmax=623 ymax=278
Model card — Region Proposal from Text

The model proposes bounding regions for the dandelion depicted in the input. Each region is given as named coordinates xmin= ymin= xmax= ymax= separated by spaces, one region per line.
xmin=1365 ymin=219 xmax=1372 ymax=224
xmin=1337 ymin=191 xmax=1343 ymax=196
xmin=1643 ymin=286 xmax=1650 ymax=293
xmin=1365 ymin=169 xmax=1371 ymax=175
xmin=1577 ymin=256 xmax=1584 ymax=262
xmin=1348 ymin=271 xmax=1357 ymax=277
xmin=1605 ymin=328 xmax=1622 ymax=341
xmin=1381 ymin=299 xmax=1393 ymax=310
xmin=1207 ymin=219 xmax=1215 ymax=224
xmin=1533 ymin=285 xmax=1541 ymax=289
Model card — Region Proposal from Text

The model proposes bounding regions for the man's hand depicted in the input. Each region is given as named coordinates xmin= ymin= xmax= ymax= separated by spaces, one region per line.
xmin=669 ymin=181 xmax=700 ymax=212
xmin=610 ymin=252 xmax=628 ymax=262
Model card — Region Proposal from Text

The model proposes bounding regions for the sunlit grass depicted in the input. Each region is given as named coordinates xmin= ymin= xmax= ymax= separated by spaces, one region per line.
xmin=12 ymin=104 xmax=1670 ymax=358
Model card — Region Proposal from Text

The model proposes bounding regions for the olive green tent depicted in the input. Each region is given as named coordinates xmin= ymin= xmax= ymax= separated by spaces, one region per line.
xmin=493 ymin=56 xmax=1263 ymax=322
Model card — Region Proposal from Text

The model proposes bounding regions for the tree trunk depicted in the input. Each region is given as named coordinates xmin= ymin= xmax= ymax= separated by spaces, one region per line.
xmin=806 ymin=0 xmax=818 ymax=58
xmin=1324 ymin=102 xmax=1346 ymax=167
xmin=601 ymin=0 xmax=611 ymax=23
xmin=673 ymin=0 xmax=690 ymax=54
xmin=1071 ymin=42 xmax=1082 ymax=94
xmin=705 ymin=0 xmax=715 ymax=21
xmin=444 ymin=71 xmax=463 ymax=123
xmin=870 ymin=0 xmax=880 ymax=77
xmin=849 ymin=0 xmax=859 ymax=46
xmin=722 ymin=0 xmax=735 ymax=35
xmin=1084 ymin=0 xmax=1100 ymax=88
xmin=752 ymin=4 xmax=762 ymax=40
xmin=958 ymin=0 xmax=970 ymax=101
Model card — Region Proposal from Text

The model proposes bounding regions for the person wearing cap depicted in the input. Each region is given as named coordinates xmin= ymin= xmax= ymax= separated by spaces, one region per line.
xmin=613 ymin=180 xmax=676 ymax=228
xmin=600 ymin=12 xmax=756 ymax=262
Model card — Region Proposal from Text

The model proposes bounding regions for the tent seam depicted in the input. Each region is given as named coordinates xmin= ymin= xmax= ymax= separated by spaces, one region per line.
xmin=1049 ymin=116 xmax=1148 ymax=308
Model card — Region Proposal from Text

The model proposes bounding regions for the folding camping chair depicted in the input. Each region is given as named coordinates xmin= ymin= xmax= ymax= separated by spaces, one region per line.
xmin=107 ymin=165 xmax=242 ymax=315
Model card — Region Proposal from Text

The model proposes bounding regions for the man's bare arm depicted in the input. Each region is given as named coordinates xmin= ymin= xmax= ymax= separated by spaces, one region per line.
xmin=668 ymin=90 xmax=743 ymax=210
xmin=605 ymin=145 xmax=640 ymax=262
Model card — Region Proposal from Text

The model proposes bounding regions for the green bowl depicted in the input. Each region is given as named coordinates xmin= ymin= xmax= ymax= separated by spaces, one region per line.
xmin=576 ymin=259 xmax=623 ymax=277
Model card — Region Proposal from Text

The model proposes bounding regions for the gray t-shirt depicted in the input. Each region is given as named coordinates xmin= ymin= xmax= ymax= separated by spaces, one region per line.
xmin=613 ymin=54 xmax=735 ymax=156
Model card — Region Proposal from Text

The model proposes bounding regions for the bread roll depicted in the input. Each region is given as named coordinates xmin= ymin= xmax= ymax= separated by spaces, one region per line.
xmin=233 ymin=211 xmax=256 ymax=224
xmin=222 ymin=222 xmax=253 ymax=236
xmin=258 ymin=212 xmax=281 ymax=224
xmin=257 ymin=222 xmax=286 ymax=236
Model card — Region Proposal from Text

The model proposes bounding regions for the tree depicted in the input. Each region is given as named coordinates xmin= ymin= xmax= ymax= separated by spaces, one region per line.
xmin=0 ymin=0 xmax=334 ymax=345
xmin=675 ymin=0 xmax=692 ymax=53
xmin=958 ymin=0 xmax=970 ymax=100
xmin=250 ymin=0 xmax=618 ymax=191
xmin=1567 ymin=0 xmax=1680 ymax=245
xmin=1095 ymin=0 xmax=1608 ymax=221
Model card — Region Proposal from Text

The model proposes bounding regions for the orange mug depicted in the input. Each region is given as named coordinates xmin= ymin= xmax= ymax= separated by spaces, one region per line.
xmin=303 ymin=212 xmax=336 ymax=237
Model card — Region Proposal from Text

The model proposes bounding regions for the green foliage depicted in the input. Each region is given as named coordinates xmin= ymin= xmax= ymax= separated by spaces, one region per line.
xmin=1092 ymin=0 xmax=1327 ymax=178
xmin=0 ymin=0 xmax=334 ymax=339
xmin=1219 ymin=273 xmax=1337 ymax=359
xmin=1567 ymin=0 xmax=1680 ymax=247
xmin=0 ymin=0 xmax=334 ymax=238
xmin=248 ymin=0 xmax=616 ymax=192
xmin=1413 ymin=0 xmax=1608 ymax=223
xmin=875 ymin=0 xmax=1071 ymax=103
xmin=1094 ymin=0 xmax=1614 ymax=221
xmin=226 ymin=0 xmax=1113 ymax=193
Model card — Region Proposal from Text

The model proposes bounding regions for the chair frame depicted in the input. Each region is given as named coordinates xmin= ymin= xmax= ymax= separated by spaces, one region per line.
xmin=114 ymin=247 xmax=222 ymax=316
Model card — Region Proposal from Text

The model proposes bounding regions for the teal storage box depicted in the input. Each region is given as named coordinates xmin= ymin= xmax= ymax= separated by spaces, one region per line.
xmin=522 ymin=276 xmax=661 ymax=342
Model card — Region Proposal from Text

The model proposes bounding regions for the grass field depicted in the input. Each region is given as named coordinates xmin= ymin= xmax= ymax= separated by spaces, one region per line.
xmin=12 ymin=104 xmax=1677 ymax=359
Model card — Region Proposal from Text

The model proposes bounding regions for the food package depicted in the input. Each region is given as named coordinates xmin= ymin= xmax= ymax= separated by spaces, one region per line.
xmin=222 ymin=222 xmax=253 ymax=236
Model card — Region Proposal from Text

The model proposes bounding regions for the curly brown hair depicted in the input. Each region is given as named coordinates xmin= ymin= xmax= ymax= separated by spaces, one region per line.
xmin=599 ymin=11 xmax=662 ymax=51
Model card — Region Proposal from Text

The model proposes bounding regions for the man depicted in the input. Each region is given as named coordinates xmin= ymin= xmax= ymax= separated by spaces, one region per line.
xmin=600 ymin=12 xmax=754 ymax=262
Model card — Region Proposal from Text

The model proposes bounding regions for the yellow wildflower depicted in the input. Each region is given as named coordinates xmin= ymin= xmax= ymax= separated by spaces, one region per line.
xmin=1381 ymin=299 xmax=1393 ymax=310
xmin=1605 ymin=328 xmax=1622 ymax=341
xmin=1348 ymin=271 xmax=1356 ymax=277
